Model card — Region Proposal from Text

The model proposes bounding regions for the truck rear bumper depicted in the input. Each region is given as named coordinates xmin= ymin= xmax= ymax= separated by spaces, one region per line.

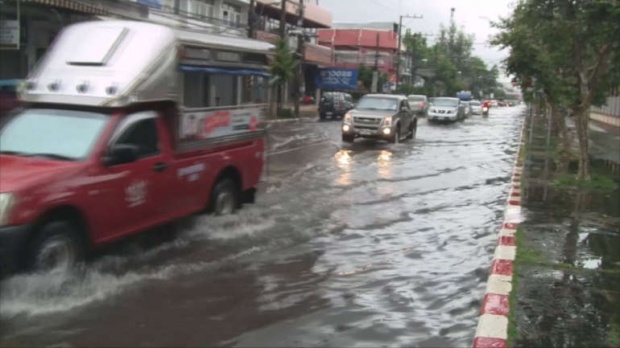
xmin=0 ymin=224 xmax=32 ymax=276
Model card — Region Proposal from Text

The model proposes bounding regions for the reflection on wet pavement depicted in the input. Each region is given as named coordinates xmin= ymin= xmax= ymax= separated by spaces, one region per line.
xmin=0 ymin=108 xmax=524 ymax=347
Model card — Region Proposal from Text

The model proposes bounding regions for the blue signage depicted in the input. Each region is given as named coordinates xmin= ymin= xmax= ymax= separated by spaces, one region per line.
xmin=315 ymin=68 xmax=359 ymax=91
xmin=137 ymin=0 xmax=162 ymax=9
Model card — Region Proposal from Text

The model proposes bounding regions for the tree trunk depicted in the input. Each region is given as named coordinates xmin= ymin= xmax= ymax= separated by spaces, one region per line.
xmin=549 ymin=101 xmax=571 ymax=172
xmin=574 ymin=105 xmax=591 ymax=180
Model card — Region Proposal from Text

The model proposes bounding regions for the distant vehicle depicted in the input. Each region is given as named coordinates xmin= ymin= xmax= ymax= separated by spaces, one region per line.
xmin=341 ymin=94 xmax=417 ymax=144
xmin=490 ymin=100 xmax=499 ymax=107
xmin=407 ymin=94 xmax=429 ymax=116
xmin=301 ymin=95 xmax=315 ymax=104
xmin=319 ymin=92 xmax=354 ymax=120
xmin=0 ymin=80 xmax=22 ymax=118
xmin=456 ymin=90 xmax=473 ymax=101
xmin=469 ymin=100 xmax=482 ymax=115
xmin=461 ymin=101 xmax=472 ymax=118
xmin=427 ymin=97 xmax=466 ymax=123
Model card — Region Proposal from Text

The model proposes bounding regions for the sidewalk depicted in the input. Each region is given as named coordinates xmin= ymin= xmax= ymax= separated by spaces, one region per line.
xmin=510 ymin=111 xmax=620 ymax=347
xmin=589 ymin=118 xmax=620 ymax=165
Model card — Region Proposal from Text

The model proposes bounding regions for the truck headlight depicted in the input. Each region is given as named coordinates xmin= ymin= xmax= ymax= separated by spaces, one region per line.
xmin=383 ymin=116 xmax=392 ymax=126
xmin=0 ymin=193 xmax=15 ymax=227
xmin=344 ymin=113 xmax=352 ymax=123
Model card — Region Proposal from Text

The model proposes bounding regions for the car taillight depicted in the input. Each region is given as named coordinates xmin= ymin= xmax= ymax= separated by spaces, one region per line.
xmin=420 ymin=102 xmax=425 ymax=108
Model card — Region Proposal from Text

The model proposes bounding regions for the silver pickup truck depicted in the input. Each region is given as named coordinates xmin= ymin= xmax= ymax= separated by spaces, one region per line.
xmin=341 ymin=94 xmax=418 ymax=144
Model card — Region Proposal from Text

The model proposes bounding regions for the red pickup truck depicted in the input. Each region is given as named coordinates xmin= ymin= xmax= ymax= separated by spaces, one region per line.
xmin=0 ymin=20 xmax=272 ymax=275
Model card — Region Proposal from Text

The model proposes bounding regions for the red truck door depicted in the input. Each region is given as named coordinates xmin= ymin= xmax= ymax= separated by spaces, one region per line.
xmin=90 ymin=110 xmax=174 ymax=242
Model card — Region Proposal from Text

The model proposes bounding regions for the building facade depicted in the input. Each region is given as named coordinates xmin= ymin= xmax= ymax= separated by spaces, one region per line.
xmin=1 ymin=0 xmax=334 ymax=101
xmin=252 ymin=0 xmax=333 ymax=100
xmin=317 ymin=22 xmax=400 ymax=84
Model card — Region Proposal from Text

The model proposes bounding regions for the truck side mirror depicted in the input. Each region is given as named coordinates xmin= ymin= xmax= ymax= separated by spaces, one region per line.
xmin=103 ymin=144 xmax=140 ymax=166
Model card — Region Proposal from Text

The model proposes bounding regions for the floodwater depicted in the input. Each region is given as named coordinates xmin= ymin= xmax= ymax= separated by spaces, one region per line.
xmin=514 ymin=112 xmax=620 ymax=348
xmin=0 ymin=107 xmax=525 ymax=347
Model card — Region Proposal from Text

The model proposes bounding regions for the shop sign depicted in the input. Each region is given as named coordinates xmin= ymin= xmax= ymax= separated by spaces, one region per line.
xmin=0 ymin=20 xmax=20 ymax=50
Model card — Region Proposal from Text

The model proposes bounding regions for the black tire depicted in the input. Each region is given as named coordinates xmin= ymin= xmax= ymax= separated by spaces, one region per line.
xmin=342 ymin=134 xmax=354 ymax=143
xmin=319 ymin=113 xmax=326 ymax=121
xmin=409 ymin=120 xmax=417 ymax=139
xmin=28 ymin=221 xmax=84 ymax=273
xmin=389 ymin=125 xmax=401 ymax=144
xmin=209 ymin=178 xmax=239 ymax=216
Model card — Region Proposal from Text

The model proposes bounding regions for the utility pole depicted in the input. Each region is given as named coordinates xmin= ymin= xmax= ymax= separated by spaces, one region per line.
xmin=248 ymin=0 xmax=256 ymax=38
xmin=293 ymin=0 xmax=304 ymax=117
xmin=395 ymin=14 xmax=423 ymax=91
xmin=371 ymin=32 xmax=379 ymax=93
xmin=279 ymin=0 xmax=287 ymax=40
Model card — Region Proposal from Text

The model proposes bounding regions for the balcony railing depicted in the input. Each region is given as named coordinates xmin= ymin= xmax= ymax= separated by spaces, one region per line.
xmin=156 ymin=4 xmax=247 ymax=30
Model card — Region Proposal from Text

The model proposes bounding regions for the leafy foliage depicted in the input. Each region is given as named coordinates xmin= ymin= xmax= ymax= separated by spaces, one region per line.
xmin=401 ymin=22 xmax=503 ymax=98
xmin=270 ymin=38 xmax=295 ymax=87
xmin=492 ymin=0 xmax=620 ymax=180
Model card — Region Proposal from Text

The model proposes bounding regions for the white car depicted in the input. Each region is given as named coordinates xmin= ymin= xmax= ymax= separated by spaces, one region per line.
xmin=427 ymin=97 xmax=466 ymax=123
xmin=469 ymin=100 xmax=482 ymax=115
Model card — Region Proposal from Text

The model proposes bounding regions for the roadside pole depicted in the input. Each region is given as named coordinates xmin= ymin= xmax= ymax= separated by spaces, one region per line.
xmin=248 ymin=0 xmax=256 ymax=39
xmin=395 ymin=14 xmax=423 ymax=91
xmin=293 ymin=0 xmax=305 ymax=118
xmin=371 ymin=32 xmax=379 ymax=93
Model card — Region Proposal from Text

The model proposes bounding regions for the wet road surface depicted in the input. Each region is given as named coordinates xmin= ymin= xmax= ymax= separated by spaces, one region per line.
xmin=0 ymin=107 xmax=525 ymax=347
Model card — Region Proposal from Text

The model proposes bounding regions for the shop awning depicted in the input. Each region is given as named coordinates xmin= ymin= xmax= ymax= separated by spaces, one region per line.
xmin=21 ymin=0 xmax=108 ymax=15
xmin=180 ymin=65 xmax=271 ymax=77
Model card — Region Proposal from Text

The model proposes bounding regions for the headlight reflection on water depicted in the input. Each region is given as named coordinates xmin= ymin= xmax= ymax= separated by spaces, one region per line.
xmin=377 ymin=150 xmax=393 ymax=179
xmin=334 ymin=149 xmax=352 ymax=185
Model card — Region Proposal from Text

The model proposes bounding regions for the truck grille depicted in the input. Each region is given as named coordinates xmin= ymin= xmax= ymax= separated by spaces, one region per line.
xmin=353 ymin=117 xmax=381 ymax=128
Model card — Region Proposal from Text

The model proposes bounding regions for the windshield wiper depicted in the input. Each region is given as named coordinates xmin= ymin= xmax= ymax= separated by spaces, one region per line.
xmin=0 ymin=150 xmax=27 ymax=156
xmin=22 ymin=153 xmax=76 ymax=161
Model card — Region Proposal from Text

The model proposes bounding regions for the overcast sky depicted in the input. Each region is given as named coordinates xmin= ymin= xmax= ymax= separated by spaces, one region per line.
xmin=319 ymin=0 xmax=517 ymax=81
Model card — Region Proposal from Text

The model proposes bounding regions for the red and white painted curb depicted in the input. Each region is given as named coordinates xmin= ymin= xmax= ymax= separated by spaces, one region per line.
xmin=473 ymin=123 xmax=527 ymax=348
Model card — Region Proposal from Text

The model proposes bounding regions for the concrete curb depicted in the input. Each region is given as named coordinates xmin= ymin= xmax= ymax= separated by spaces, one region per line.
xmin=472 ymin=119 xmax=527 ymax=348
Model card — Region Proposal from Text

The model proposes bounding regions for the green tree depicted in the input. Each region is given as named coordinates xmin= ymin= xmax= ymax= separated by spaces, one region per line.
xmin=357 ymin=64 xmax=388 ymax=92
xmin=403 ymin=20 xmax=499 ymax=97
xmin=493 ymin=0 xmax=620 ymax=180
xmin=270 ymin=39 xmax=296 ymax=114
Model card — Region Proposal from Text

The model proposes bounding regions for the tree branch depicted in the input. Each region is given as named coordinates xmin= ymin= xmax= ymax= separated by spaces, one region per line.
xmin=587 ymin=44 xmax=612 ymax=94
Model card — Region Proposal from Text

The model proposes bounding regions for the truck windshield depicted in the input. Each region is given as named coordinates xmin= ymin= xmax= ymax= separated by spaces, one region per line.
xmin=356 ymin=97 xmax=398 ymax=111
xmin=0 ymin=109 xmax=108 ymax=161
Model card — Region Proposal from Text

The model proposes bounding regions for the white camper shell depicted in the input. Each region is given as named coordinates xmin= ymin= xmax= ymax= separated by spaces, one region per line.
xmin=21 ymin=20 xmax=274 ymax=108
xmin=19 ymin=20 xmax=275 ymax=150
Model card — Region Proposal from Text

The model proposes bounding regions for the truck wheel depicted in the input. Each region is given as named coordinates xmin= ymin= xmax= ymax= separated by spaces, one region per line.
xmin=210 ymin=178 xmax=239 ymax=216
xmin=28 ymin=221 xmax=83 ymax=273
xmin=342 ymin=134 xmax=354 ymax=143
xmin=390 ymin=125 xmax=401 ymax=144
xmin=408 ymin=120 xmax=417 ymax=140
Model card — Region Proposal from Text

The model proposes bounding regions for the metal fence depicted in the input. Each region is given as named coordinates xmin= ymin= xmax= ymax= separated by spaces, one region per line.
xmin=591 ymin=96 xmax=620 ymax=117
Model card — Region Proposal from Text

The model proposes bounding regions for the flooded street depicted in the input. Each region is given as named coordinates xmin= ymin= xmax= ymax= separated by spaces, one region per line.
xmin=0 ymin=107 xmax=524 ymax=347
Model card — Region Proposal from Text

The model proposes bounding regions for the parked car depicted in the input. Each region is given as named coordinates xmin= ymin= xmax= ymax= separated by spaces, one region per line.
xmin=319 ymin=92 xmax=354 ymax=120
xmin=341 ymin=94 xmax=417 ymax=143
xmin=469 ymin=100 xmax=482 ymax=115
xmin=427 ymin=97 xmax=466 ymax=123
xmin=407 ymin=94 xmax=429 ymax=116
xmin=0 ymin=80 xmax=22 ymax=119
